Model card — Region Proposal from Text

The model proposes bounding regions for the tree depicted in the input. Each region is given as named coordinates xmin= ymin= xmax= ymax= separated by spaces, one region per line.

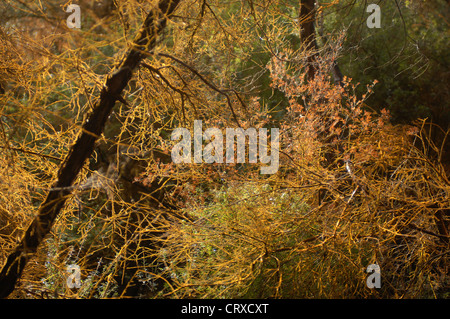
xmin=0 ymin=0 xmax=182 ymax=298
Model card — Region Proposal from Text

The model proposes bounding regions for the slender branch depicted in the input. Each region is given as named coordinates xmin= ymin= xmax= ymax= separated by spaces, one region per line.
xmin=408 ymin=222 xmax=449 ymax=243
xmin=141 ymin=62 xmax=189 ymax=123
xmin=157 ymin=52 xmax=242 ymax=127
xmin=0 ymin=145 xmax=63 ymax=162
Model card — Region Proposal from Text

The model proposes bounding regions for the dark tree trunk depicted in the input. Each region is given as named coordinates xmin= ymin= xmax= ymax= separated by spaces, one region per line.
xmin=0 ymin=0 xmax=182 ymax=299
xmin=299 ymin=0 xmax=319 ymax=80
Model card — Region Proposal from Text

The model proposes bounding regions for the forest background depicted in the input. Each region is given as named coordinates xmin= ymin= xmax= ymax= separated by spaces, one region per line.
xmin=0 ymin=0 xmax=448 ymax=298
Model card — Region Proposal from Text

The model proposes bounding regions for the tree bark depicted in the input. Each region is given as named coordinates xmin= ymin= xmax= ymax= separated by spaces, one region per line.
xmin=0 ymin=0 xmax=181 ymax=299
xmin=299 ymin=0 xmax=318 ymax=80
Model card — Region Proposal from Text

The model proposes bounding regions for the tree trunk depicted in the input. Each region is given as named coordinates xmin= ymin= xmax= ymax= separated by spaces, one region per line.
xmin=0 ymin=0 xmax=182 ymax=299
xmin=299 ymin=0 xmax=318 ymax=80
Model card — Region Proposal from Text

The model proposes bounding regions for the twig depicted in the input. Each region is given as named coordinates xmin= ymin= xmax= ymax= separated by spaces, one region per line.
xmin=408 ymin=223 xmax=449 ymax=243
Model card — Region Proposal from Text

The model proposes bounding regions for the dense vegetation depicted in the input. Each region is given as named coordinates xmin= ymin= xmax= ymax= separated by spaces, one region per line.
xmin=0 ymin=0 xmax=448 ymax=298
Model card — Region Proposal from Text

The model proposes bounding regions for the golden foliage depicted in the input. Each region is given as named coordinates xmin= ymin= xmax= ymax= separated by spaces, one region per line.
xmin=0 ymin=0 xmax=448 ymax=299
